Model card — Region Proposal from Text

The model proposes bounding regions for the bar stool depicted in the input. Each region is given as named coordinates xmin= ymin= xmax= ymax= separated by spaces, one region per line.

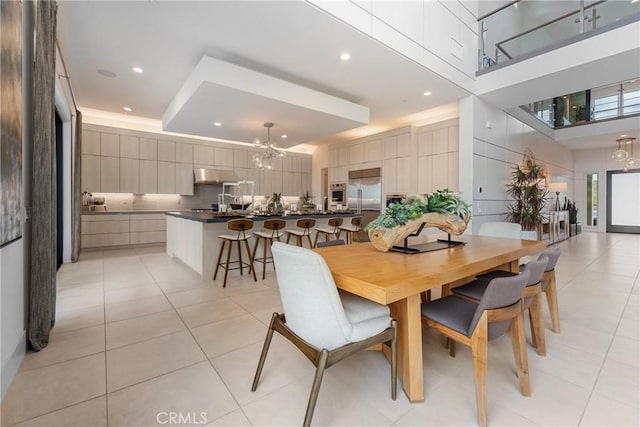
xmin=313 ymin=217 xmax=343 ymax=248
xmin=337 ymin=216 xmax=363 ymax=244
xmin=286 ymin=218 xmax=316 ymax=248
xmin=213 ymin=219 xmax=257 ymax=287
xmin=252 ymin=219 xmax=286 ymax=280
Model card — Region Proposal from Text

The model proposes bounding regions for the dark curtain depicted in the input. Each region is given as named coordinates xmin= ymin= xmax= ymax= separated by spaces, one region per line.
xmin=28 ymin=0 xmax=57 ymax=351
xmin=71 ymin=110 xmax=81 ymax=261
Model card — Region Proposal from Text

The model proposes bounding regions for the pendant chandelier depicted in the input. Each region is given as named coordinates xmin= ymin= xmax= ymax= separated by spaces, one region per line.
xmin=253 ymin=122 xmax=286 ymax=170
xmin=612 ymin=137 xmax=638 ymax=171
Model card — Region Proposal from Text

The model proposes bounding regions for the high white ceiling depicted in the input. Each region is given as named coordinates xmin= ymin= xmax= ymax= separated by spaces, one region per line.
xmin=56 ymin=1 xmax=471 ymax=148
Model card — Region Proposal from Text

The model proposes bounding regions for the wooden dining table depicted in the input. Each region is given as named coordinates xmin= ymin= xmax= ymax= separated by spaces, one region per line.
xmin=314 ymin=235 xmax=546 ymax=402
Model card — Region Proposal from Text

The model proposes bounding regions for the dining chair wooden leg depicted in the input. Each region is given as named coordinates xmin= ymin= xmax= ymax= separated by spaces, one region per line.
xmin=508 ymin=308 xmax=531 ymax=396
xmin=529 ymin=294 xmax=546 ymax=356
xmin=252 ymin=313 xmax=277 ymax=392
xmin=545 ymin=275 xmax=561 ymax=333
xmin=390 ymin=320 xmax=398 ymax=400
xmin=448 ymin=339 xmax=456 ymax=357
xmin=313 ymin=232 xmax=320 ymax=248
xmin=286 ymin=233 xmax=292 ymax=244
xmin=471 ymin=314 xmax=488 ymax=427
xmin=306 ymin=234 xmax=313 ymax=249
xmin=213 ymin=240 xmax=226 ymax=280
xmin=304 ymin=349 xmax=329 ymax=427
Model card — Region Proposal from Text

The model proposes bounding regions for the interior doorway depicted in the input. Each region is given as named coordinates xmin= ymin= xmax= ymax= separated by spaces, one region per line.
xmin=55 ymin=110 xmax=63 ymax=269
xmin=606 ymin=169 xmax=640 ymax=233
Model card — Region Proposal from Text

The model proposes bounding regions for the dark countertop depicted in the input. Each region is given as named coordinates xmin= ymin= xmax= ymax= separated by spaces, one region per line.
xmin=166 ymin=211 xmax=357 ymax=224
xmin=82 ymin=209 xmax=192 ymax=215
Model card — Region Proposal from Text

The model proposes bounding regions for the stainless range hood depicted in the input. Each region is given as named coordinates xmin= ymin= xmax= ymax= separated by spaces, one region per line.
xmin=193 ymin=168 xmax=239 ymax=184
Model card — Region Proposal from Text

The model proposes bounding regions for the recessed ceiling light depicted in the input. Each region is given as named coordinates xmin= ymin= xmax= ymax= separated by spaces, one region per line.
xmin=213 ymin=122 xmax=222 ymax=127
xmin=423 ymin=91 xmax=432 ymax=96
xmin=340 ymin=52 xmax=350 ymax=61
xmin=97 ymin=69 xmax=116 ymax=78
xmin=123 ymin=107 xmax=132 ymax=112
xmin=621 ymin=134 xmax=628 ymax=137
xmin=132 ymin=66 xmax=143 ymax=73
xmin=281 ymin=135 xmax=288 ymax=139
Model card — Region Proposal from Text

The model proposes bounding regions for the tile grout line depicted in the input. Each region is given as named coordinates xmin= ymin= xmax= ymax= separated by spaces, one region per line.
xmin=138 ymin=247 xmax=253 ymax=425
xmin=576 ymin=253 xmax=640 ymax=425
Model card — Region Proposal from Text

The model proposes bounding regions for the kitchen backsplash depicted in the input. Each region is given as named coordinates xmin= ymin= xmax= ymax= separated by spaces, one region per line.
xmin=92 ymin=185 xmax=304 ymax=211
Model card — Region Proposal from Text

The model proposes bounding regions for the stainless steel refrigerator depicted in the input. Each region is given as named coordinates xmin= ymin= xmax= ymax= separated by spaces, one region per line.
xmin=347 ymin=168 xmax=382 ymax=241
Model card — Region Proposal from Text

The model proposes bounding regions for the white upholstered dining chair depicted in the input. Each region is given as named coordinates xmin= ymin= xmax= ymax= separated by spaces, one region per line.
xmin=252 ymin=242 xmax=397 ymax=427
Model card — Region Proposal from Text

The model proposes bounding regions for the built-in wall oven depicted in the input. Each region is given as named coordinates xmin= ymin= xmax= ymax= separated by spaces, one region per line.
xmin=330 ymin=183 xmax=346 ymax=205
xmin=386 ymin=193 xmax=406 ymax=207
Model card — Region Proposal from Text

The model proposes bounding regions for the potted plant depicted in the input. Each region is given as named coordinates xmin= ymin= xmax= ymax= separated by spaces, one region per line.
xmin=564 ymin=198 xmax=579 ymax=236
xmin=506 ymin=151 xmax=548 ymax=240
xmin=365 ymin=190 xmax=471 ymax=252
xmin=267 ymin=192 xmax=283 ymax=214
xmin=299 ymin=191 xmax=315 ymax=210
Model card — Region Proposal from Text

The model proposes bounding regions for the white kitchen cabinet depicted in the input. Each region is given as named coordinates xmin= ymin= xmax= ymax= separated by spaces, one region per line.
xmin=120 ymin=135 xmax=139 ymax=159
xmin=384 ymin=136 xmax=396 ymax=159
xmin=193 ymin=145 xmax=214 ymax=165
xmin=175 ymin=143 xmax=193 ymax=163
xmin=301 ymin=156 xmax=312 ymax=174
xmin=271 ymin=171 xmax=283 ymax=194
xmin=82 ymin=130 xmax=101 ymax=155
xmin=282 ymin=171 xmax=294 ymax=196
xmin=329 ymin=147 xmax=338 ymax=168
xmin=291 ymin=156 xmax=301 ymax=172
xmin=158 ymin=140 xmax=176 ymax=161
xmin=396 ymin=133 xmax=411 ymax=157
xmin=383 ymin=158 xmax=397 ymax=194
xmin=349 ymin=143 xmax=365 ymax=165
xmin=433 ymin=128 xmax=449 ymax=154
xmin=338 ymin=146 xmax=349 ymax=166
xmin=176 ymin=163 xmax=194 ymax=195
xmin=365 ymin=139 xmax=383 ymax=162
xmin=301 ymin=173 xmax=312 ymax=194
xmin=234 ymin=149 xmax=248 ymax=169
xmin=139 ymin=138 xmax=157 ymax=160
xmin=119 ymin=158 xmax=140 ymax=194
xmin=101 ymin=133 xmax=120 ymax=157
xmin=139 ymin=160 xmax=158 ymax=194
xmin=417 ymin=156 xmax=434 ymax=194
xmin=337 ymin=166 xmax=348 ymax=183
xmin=100 ymin=156 xmax=120 ymax=193
xmin=81 ymin=154 xmax=101 ymax=192
xmin=259 ymin=170 xmax=273 ymax=196
xmin=328 ymin=167 xmax=337 ymax=185
xmin=396 ymin=157 xmax=412 ymax=193
xmin=214 ymin=147 xmax=234 ymax=167
xmin=432 ymin=153 xmax=448 ymax=190
xmin=157 ymin=161 xmax=176 ymax=194
xmin=417 ymin=131 xmax=433 ymax=156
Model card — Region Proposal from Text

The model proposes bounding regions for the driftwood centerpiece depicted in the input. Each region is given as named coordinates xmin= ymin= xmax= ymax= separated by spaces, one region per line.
xmin=368 ymin=212 xmax=468 ymax=252
xmin=366 ymin=190 xmax=471 ymax=253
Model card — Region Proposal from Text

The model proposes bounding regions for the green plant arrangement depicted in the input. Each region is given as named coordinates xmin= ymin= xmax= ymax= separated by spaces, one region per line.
xmin=366 ymin=190 xmax=471 ymax=252
xmin=563 ymin=197 xmax=578 ymax=224
xmin=506 ymin=150 xmax=548 ymax=232
xmin=299 ymin=191 xmax=315 ymax=208
xmin=267 ymin=192 xmax=283 ymax=214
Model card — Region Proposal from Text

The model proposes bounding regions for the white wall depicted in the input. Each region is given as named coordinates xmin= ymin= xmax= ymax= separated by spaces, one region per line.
xmin=461 ymin=96 xmax=575 ymax=233
xmin=309 ymin=0 xmax=478 ymax=93
xmin=1 ymin=240 xmax=26 ymax=399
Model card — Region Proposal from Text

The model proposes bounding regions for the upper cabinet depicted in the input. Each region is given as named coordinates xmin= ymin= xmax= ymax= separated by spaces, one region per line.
xmin=158 ymin=140 xmax=176 ymax=162
xmin=80 ymin=125 xmax=311 ymax=197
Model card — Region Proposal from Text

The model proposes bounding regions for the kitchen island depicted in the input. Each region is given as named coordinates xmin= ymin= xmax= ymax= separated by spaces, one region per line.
xmin=166 ymin=211 xmax=357 ymax=279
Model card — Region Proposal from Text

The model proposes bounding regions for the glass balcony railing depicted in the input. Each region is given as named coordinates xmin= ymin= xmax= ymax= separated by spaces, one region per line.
xmin=523 ymin=78 xmax=640 ymax=129
xmin=479 ymin=0 xmax=640 ymax=71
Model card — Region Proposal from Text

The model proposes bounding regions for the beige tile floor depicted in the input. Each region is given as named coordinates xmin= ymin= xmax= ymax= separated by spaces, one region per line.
xmin=1 ymin=232 xmax=638 ymax=426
